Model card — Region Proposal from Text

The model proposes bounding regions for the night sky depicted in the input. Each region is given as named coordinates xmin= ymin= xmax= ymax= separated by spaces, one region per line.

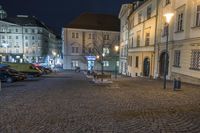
xmin=1 ymin=0 xmax=134 ymax=34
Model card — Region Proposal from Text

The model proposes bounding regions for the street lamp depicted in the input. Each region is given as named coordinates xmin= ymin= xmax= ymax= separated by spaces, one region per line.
xmin=114 ymin=45 xmax=119 ymax=79
xmin=163 ymin=13 xmax=174 ymax=89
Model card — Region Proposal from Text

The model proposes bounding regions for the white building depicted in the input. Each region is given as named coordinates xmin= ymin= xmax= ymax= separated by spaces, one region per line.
xmin=127 ymin=0 xmax=158 ymax=78
xmin=120 ymin=0 xmax=200 ymax=85
xmin=62 ymin=13 xmax=120 ymax=71
xmin=154 ymin=0 xmax=200 ymax=84
xmin=119 ymin=4 xmax=133 ymax=75
xmin=0 ymin=13 xmax=58 ymax=64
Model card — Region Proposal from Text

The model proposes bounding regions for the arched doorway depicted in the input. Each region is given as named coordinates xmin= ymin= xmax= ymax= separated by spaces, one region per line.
xmin=159 ymin=52 xmax=169 ymax=76
xmin=143 ymin=58 xmax=150 ymax=77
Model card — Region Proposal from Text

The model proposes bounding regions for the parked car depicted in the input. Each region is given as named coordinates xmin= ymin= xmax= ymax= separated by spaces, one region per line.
xmin=0 ymin=69 xmax=20 ymax=83
xmin=2 ymin=63 xmax=42 ymax=77
xmin=7 ymin=68 xmax=27 ymax=80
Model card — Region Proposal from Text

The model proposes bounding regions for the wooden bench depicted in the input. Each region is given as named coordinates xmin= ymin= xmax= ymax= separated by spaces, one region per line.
xmin=95 ymin=74 xmax=111 ymax=80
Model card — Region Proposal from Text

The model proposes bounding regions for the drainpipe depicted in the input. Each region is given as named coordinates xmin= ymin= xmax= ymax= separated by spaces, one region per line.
xmin=154 ymin=0 xmax=159 ymax=79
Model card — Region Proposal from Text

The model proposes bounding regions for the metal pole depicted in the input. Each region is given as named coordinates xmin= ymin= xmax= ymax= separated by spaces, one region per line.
xmin=115 ymin=56 xmax=117 ymax=79
xmin=163 ymin=24 xmax=169 ymax=89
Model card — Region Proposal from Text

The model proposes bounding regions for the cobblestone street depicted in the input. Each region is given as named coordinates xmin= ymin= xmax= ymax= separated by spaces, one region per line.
xmin=0 ymin=71 xmax=200 ymax=133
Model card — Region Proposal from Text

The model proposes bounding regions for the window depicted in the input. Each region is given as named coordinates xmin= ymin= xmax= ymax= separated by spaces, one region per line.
xmin=72 ymin=47 xmax=79 ymax=53
xmin=103 ymin=61 xmax=109 ymax=67
xmin=128 ymin=56 xmax=132 ymax=67
xmin=131 ymin=37 xmax=134 ymax=48
xmin=103 ymin=48 xmax=110 ymax=55
xmin=25 ymin=29 xmax=28 ymax=33
xmin=25 ymin=42 xmax=28 ymax=47
xmin=104 ymin=35 xmax=109 ymax=40
xmin=32 ymin=36 xmax=35 ymax=40
xmin=147 ymin=5 xmax=152 ymax=20
xmin=72 ymin=33 xmax=75 ymax=38
xmin=196 ymin=5 xmax=200 ymax=26
xmin=89 ymin=34 xmax=92 ymax=39
xmin=190 ymin=50 xmax=200 ymax=70
xmin=145 ymin=32 xmax=150 ymax=46
xmin=16 ymin=29 xmax=18 ymax=33
xmin=166 ymin=0 xmax=170 ymax=5
xmin=9 ymin=36 xmax=12 ymax=39
xmin=76 ymin=33 xmax=79 ymax=38
xmin=136 ymin=56 xmax=139 ymax=68
xmin=16 ymin=36 xmax=18 ymax=39
xmin=137 ymin=31 xmax=141 ymax=47
xmin=71 ymin=60 xmax=79 ymax=68
xmin=32 ymin=29 xmax=35 ymax=33
xmin=138 ymin=12 xmax=142 ymax=24
xmin=25 ymin=36 xmax=28 ymax=40
xmin=177 ymin=12 xmax=184 ymax=32
xmin=174 ymin=50 xmax=181 ymax=67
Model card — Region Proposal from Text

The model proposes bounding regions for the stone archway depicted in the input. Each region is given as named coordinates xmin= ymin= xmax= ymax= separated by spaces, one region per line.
xmin=159 ymin=52 xmax=169 ymax=76
xmin=143 ymin=57 xmax=150 ymax=77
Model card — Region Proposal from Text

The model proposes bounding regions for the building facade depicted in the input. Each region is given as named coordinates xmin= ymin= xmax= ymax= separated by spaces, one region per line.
xmin=127 ymin=0 xmax=158 ymax=78
xmin=0 ymin=12 xmax=59 ymax=65
xmin=62 ymin=13 xmax=120 ymax=72
xmin=119 ymin=4 xmax=133 ymax=75
xmin=121 ymin=0 xmax=200 ymax=84
xmin=154 ymin=0 xmax=200 ymax=84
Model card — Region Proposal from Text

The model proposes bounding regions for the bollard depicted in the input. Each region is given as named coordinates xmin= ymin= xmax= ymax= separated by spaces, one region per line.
xmin=173 ymin=78 xmax=177 ymax=91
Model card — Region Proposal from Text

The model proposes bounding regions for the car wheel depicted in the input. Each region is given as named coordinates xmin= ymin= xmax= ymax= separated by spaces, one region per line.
xmin=6 ymin=77 xmax=13 ymax=83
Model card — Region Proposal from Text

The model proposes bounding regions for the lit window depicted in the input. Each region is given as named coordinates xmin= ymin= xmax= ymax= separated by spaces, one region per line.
xmin=103 ymin=61 xmax=109 ymax=67
xmin=71 ymin=60 xmax=79 ymax=68
xmin=103 ymin=48 xmax=110 ymax=55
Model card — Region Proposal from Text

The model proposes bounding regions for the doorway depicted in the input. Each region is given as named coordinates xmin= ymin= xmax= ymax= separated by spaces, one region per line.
xmin=143 ymin=58 xmax=150 ymax=77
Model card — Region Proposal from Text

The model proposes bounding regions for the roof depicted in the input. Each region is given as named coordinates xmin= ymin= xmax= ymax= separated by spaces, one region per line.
xmin=65 ymin=13 xmax=120 ymax=32
xmin=2 ymin=15 xmax=59 ymax=35
xmin=2 ymin=15 xmax=49 ymax=30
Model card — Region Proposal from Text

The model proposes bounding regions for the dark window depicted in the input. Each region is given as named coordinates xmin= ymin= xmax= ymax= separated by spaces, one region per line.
xmin=136 ymin=56 xmax=139 ymax=68
xmin=177 ymin=12 xmax=184 ymax=32
xmin=145 ymin=32 xmax=150 ymax=46
xmin=138 ymin=13 xmax=142 ymax=24
xmin=190 ymin=50 xmax=200 ymax=70
xmin=196 ymin=5 xmax=200 ymax=26
xmin=137 ymin=31 xmax=141 ymax=47
xmin=174 ymin=50 xmax=181 ymax=67
xmin=147 ymin=5 xmax=152 ymax=19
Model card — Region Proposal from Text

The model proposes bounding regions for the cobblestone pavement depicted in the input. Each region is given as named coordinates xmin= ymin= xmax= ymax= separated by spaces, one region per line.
xmin=0 ymin=71 xmax=200 ymax=133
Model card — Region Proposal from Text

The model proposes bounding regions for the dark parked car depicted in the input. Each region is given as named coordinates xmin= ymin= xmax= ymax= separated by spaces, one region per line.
xmin=0 ymin=69 xmax=20 ymax=83
xmin=7 ymin=68 xmax=27 ymax=80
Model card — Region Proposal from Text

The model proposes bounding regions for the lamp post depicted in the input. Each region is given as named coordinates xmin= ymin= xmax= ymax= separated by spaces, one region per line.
xmin=114 ymin=45 xmax=119 ymax=79
xmin=163 ymin=13 xmax=174 ymax=89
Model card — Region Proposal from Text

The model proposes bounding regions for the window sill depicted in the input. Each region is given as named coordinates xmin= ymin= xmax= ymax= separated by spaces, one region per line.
xmin=174 ymin=30 xmax=184 ymax=33
xmin=173 ymin=65 xmax=181 ymax=68
xmin=189 ymin=68 xmax=200 ymax=71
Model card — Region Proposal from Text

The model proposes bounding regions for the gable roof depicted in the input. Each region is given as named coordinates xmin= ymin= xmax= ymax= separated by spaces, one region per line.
xmin=65 ymin=13 xmax=120 ymax=32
